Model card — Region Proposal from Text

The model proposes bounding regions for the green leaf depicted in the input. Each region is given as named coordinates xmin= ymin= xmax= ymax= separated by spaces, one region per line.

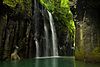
xmin=3 ymin=0 xmax=17 ymax=7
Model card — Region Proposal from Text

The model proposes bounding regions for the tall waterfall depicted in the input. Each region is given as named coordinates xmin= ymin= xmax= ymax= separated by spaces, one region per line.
xmin=47 ymin=11 xmax=58 ymax=56
xmin=34 ymin=0 xmax=39 ymax=57
xmin=34 ymin=0 xmax=58 ymax=57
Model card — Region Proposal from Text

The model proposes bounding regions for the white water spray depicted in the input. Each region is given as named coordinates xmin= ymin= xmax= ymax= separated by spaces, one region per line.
xmin=47 ymin=11 xmax=58 ymax=56
xmin=44 ymin=22 xmax=49 ymax=56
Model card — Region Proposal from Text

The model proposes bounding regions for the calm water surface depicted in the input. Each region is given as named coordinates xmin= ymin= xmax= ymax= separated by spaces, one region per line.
xmin=0 ymin=57 xmax=74 ymax=67
xmin=0 ymin=57 xmax=100 ymax=67
xmin=75 ymin=61 xmax=100 ymax=67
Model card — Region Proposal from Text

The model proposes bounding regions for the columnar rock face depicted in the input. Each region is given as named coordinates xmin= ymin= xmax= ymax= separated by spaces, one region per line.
xmin=0 ymin=0 xmax=49 ymax=60
xmin=0 ymin=0 xmax=74 ymax=61
xmin=74 ymin=0 xmax=100 ymax=62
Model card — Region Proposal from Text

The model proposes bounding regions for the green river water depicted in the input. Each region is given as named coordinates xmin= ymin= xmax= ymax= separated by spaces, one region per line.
xmin=0 ymin=57 xmax=100 ymax=67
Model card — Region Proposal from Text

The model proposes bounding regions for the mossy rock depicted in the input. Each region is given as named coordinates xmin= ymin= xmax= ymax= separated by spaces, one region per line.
xmin=75 ymin=47 xmax=100 ymax=63
xmin=3 ymin=0 xmax=32 ymax=17
xmin=75 ymin=49 xmax=85 ymax=61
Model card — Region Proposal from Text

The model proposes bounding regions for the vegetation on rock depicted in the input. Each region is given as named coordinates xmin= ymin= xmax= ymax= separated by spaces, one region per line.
xmin=40 ymin=0 xmax=75 ymax=44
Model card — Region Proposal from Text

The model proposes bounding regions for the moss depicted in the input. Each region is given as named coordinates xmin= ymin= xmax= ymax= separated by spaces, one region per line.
xmin=75 ymin=47 xmax=100 ymax=63
xmin=89 ymin=47 xmax=100 ymax=62
xmin=61 ymin=0 xmax=69 ymax=8
xmin=3 ymin=0 xmax=24 ymax=8
xmin=3 ymin=0 xmax=17 ymax=7
xmin=3 ymin=0 xmax=32 ymax=17
xmin=40 ymin=0 xmax=55 ymax=11
xmin=75 ymin=48 xmax=85 ymax=61
xmin=40 ymin=0 xmax=75 ymax=42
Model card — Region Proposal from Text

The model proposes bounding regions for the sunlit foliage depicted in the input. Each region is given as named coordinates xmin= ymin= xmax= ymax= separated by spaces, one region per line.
xmin=40 ymin=0 xmax=75 ymax=42
xmin=3 ymin=0 xmax=32 ymax=17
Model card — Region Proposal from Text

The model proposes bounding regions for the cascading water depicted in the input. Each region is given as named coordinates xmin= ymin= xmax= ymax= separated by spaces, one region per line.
xmin=34 ymin=0 xmax=58 ymax=57
xmin=44 ymin=22 xmax=49 ymax=56
xmin=34 ymin=0 xmax=39 ymax=57
xmin=34 ymin=2 xmax=58 ymax=67
xmin=47 ymin=11 xmax=58 ymax=56
xmin=35 ymin=38 xmax=39 ymax=57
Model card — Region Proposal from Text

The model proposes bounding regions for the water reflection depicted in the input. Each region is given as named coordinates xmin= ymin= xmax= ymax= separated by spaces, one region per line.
xmin=35 ymin=59 xmax=39 ymax=67
xmin=9 ymin=58 xmax=99 ymax=67
xmin=35 ymin=56 xmax=74 ymax=67
xmin=75 ymin=61 xmax=100 ymax=67
xmin=0 ymin=57 xmax=78 ymax=67
xmin=45 ymin=58 xmax=49 ymax=67
xmin=2 ymin=60 xmax=19 ymax=67
xmin=10 ymin=61 xmax=18 ymax=67
xmin=52 ymin=58 xmax=58 ymax=67
xmin=35 ymin=57 xmax=58 ymax=67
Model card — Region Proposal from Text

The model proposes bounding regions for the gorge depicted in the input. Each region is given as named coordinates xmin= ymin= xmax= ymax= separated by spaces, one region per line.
xmin=0 ymin=0 xmax=100 ymax=67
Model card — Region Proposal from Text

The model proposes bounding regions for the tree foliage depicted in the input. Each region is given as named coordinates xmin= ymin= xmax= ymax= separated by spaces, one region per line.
xmin=40 ymin=0 xmax=75 ymax=42
xmin=3 ymin=0 xmax=23 ymax=7
xmin=3 ymin=0 xmax=32 ymax=17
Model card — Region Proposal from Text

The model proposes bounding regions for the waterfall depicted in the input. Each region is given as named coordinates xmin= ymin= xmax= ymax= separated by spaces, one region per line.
xmin=35 ymin=39 xmax=39 ymax=57
xmin=34 ymin=0 xmax=39 ymax=57
xmin=34 ymin=0 xmax=58 ymax=57
xmin=47 ymin=11 xmax=58 ymax=56
xmin=44 ymin=22 xmax=49 ymax=56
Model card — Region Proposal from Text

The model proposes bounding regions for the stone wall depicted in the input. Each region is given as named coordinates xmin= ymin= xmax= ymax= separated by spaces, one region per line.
xmin=74 ymin=0 xmax=100 ymax=62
